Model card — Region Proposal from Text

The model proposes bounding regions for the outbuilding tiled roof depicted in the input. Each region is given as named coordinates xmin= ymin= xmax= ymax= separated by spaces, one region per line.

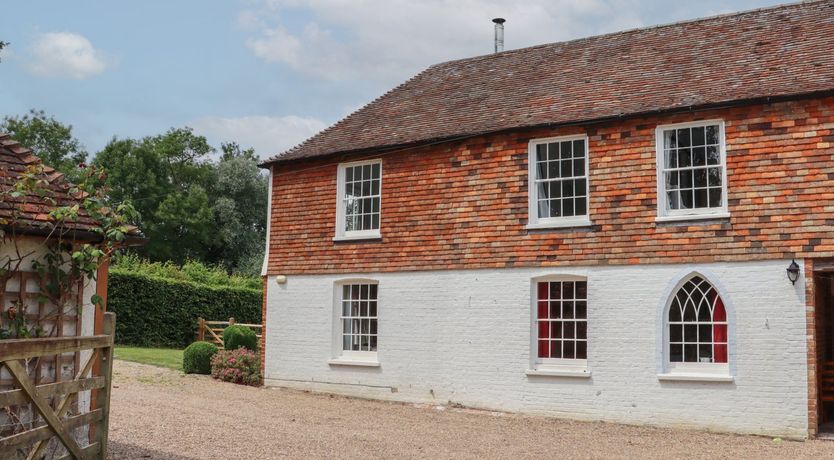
xmin=0 ymin=132 xmax=102 ymax=237
xmin=263 ymin=0 xmax=834 ymax=165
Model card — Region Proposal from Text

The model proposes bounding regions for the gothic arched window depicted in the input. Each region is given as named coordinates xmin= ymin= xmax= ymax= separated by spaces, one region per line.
xmin=668 ymin=276 xmax=728 ymax=364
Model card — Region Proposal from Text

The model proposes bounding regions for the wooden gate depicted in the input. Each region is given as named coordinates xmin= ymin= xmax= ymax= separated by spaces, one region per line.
xmin=196 ymin=317 xmax=263 ymax=350
xmin=0 ymin=312 xmax=115 ymax=460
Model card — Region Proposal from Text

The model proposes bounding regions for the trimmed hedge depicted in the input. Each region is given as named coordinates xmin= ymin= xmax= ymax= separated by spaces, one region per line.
xmin=183 ymin=341 xmax=218 ymax=374
xmin=108 ymin=269 xmax=261 ymax=348
xmin=223 ymin=325 xmax=258 ymax=351
xmin=112 ymin=254 xmax=262 ymax=290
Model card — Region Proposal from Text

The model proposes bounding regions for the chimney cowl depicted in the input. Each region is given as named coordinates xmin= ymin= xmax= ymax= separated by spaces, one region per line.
xmin=492 ymin=18 xmax=505 ymax=53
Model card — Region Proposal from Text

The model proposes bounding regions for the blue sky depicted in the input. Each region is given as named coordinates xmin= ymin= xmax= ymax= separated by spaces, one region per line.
xmin=1 ymin=0 xmax=786 ymax=159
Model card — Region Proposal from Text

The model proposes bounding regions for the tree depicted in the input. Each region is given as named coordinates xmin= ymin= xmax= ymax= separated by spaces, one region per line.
xmin=1 ymin=109 xmax=87 ymax=176
xmin=93 ymin=128 xmax=268 ymax=274
xmin=152 ymin=184 xmax=215 ymax=262
xmin=94 ymin=127 xmax=216 ymax=264
xmin=0 ymin=41 xmax=8 ymax=62
xmin=92 ymin=137 xmax=167 ymax=229
xmin=208 ymin=143 xmax=268 ymax=274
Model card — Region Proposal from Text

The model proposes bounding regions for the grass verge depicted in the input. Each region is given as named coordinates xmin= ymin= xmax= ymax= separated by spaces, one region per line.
xmin=114 ymin=346 xmax=184 ymax=371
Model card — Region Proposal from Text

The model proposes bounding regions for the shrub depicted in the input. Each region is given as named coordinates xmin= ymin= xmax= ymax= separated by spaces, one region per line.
xmin=112 ymin=254 xmax=262 ymax=290
xmin=107 ymin=269 xmax=261 ymax=348
xmin=223 ymin=325 xmax=258 ymax=351
xmin=210 ymin=348 xmax=261 ymax=386
xmin=183 ymin=342 xmax=218 ymax=374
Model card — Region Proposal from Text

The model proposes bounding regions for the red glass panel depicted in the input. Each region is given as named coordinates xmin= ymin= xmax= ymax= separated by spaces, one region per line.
xmin=537 ymin=300 xmax=548 ymax=320
xmin=713 ymin=296 xmax=727 ymax=322
xmin=537 ymin=282 xmax=549 ymax=301
xmin=538 ymin=339 xmax=549 ymax=358
xmin=538 ymin=321 xmax=550 ymax=340
xmin=713 ymin=324 xmax=728 ymax=363
xmin=713 ymin=344 xmax=728 ymax=363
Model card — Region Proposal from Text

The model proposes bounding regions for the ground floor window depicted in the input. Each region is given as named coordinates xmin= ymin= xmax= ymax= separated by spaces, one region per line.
xmin=667 ymin=275 xmax=727 ymax=364
xmin=340 ymin=283 xmax=378 ymax=352
xmin=536 ymin=279 xmax=588 ymax=361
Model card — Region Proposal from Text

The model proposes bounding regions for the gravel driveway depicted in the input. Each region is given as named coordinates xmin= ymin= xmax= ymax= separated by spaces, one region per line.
xmin=108 ymin=360 xmax=834 ymax=459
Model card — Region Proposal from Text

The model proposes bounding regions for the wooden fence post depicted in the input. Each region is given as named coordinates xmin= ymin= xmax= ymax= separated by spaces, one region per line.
xmin=96 ymin=312 xmax=116 ymax=459
xmin=229 ymin=317 xmax=235 ymax=326
xmin=197 ymin=317 xmax=205 ymax=342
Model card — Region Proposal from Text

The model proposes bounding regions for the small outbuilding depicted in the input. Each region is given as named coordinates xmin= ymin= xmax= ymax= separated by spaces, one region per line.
xmin=1 ymin=132 xmax=143 ymax=458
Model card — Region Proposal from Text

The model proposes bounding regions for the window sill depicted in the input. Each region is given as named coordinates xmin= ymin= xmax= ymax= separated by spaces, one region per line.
xmin=657 ymin=373 xmax=733 ymax=383
xmin=526 ymin=368 xmax=591 ymax=378
xmin=328 ymin=358 xmax=380 ymax=368
xmin=654 ymin=212 xmax=730 ymax=224
xmin=333 ymin=233 xmax=382 ymax=242
xmin=526 ymin=218 xmax=592 ymax=230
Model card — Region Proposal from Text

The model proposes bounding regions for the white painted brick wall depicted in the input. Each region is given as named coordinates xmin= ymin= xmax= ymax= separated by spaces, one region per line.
xmin=264 ymin=260 xmax=808 ymax=437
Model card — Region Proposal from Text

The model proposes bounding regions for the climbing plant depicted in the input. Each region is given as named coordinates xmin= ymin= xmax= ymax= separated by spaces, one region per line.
xmin=0 ymin=163 xmax=138 ymax=339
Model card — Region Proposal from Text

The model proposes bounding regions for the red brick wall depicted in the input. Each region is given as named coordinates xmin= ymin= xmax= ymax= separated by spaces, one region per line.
xmin=806 ymin=259 xmax=819 ymax=437
xmin=266 ymin=97 xmax=834 ymax=275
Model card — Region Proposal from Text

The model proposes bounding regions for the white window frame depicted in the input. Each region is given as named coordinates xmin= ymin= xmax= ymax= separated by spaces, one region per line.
xmin=334 ymin=159 xmax=382 ymax=241
xmin=329 ymin=278 xmax=380 ymax=367
xmin=657 ymin=271 xmax=733 ymax=383
xmin=655 ymin=120 xmax=730 ymax=223
xmin=526 ymin=274 xmax=591 ymax=378
xmin=527 ymin=135 xmax=592 ymax=229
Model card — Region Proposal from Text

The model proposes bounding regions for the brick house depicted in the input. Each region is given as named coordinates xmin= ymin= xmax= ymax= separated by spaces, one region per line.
xmin=259 ymin=1 xmax=834 ymax=438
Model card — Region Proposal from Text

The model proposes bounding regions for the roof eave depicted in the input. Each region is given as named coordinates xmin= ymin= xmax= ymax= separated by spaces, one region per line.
xmin=259 ymin=89 xmax=834 ymax=168
xmin=2 ymin=224 xmax=149 ymax=247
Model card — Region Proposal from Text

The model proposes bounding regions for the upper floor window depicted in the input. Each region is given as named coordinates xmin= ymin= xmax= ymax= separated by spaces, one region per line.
xmin=335 ymin=160 xmax=381 ymax=240
xmin=527 ymin=135 xmax=590 ymax=229
xmin=656 ymin=120 xmax=728 ymax=221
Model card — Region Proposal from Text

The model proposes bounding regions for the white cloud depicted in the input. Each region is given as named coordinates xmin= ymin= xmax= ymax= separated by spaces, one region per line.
xmin=235 ymin=9 xmax=266 ymax=31
xmin=189 ymin=115 xmax=327 ymax=159
xmin=26 ymin=32 xmax=108 ymax=79
xmin=0 ymin=42 xmax=11 ymax=61
xmin=242 ymin=0 xmax=644 ymax=82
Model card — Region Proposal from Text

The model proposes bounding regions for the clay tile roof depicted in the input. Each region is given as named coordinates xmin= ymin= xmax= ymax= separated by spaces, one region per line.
xmin=0 ymin=132 xmax=103 ymax=238
xmin=262 ymin=0 xmax=834 ymax=165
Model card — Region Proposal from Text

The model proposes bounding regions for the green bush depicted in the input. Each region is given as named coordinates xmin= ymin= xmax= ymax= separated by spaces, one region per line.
xmin=108 ymin=269 xmax=261 ymax=348
xmin=183 ymin=342 xmax=218 ymax=374
xmin=211 ymin=348 xmax=261 ymax=386
xmin=223 ymin=325 xmax=258 ymax=351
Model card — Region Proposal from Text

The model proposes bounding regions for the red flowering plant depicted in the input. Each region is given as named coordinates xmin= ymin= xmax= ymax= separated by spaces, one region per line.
xmin=210 ymin=347 xmax=261 ymax=386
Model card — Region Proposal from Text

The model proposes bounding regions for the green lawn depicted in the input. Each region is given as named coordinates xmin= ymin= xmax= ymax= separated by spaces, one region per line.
xmin=114 ymin=346 xmax=184 ymax=370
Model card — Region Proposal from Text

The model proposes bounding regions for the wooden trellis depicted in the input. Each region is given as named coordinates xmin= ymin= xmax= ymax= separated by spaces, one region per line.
xmin=0 ymin=269 xmax=84 ymax=389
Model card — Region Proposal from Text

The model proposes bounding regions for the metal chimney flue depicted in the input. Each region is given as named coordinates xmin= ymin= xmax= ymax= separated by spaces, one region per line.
xmin=492 ymin=18 xmax=505 ymax=53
